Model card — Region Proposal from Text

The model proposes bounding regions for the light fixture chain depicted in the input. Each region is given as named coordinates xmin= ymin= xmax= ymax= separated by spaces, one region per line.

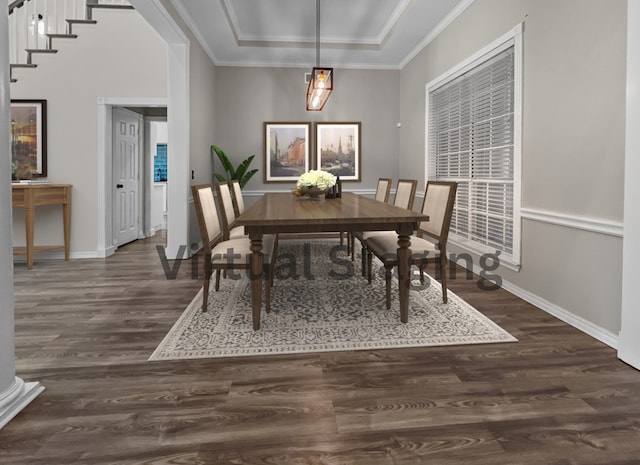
xmin=316 ymin=0 xmax=320 ymax=67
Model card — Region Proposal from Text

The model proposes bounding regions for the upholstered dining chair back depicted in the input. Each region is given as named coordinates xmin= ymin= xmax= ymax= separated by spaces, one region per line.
xmin=393 ymin=179 xmax=418 ymax=211
xmin=192 ymin=184 xmax=223 ymax=248
xmin=374 ymin=178 xmax=392 ymax=203
xmin=231 ymin=180 xmax=245 ymax=217
xmin=418 ymin=181 xmax=458 ymax=242
xmin=191 ymin=183 xmax=276 ymax=314
xmin=215 ymin=182 xmax=237 ymax=240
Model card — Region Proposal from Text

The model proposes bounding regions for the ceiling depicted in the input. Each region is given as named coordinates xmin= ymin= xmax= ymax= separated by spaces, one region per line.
xmin=171 ymin=0 xmax=472 ymax=70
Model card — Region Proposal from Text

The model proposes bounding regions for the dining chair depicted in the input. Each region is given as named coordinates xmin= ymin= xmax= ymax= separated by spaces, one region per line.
xmin=366 ymin=181 xmax=457 ymax=309
xmin=230 ymin=179 xmax=245 ymax=218
xmin=192 ymin=184 xmax=276 ymax=313
xmin=349 ymin=177 xmax=392 ymax=260
xmin=353 ymin=179 xmax=418 ymax=276
xmin=215 ymin=181 xmax=246 ymax=240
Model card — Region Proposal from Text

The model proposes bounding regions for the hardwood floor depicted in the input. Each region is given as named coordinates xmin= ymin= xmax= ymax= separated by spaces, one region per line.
xmin=3 ymin=233 xmax=640 ymax=464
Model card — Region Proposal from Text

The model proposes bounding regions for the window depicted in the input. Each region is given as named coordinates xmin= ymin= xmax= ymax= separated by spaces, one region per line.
xmin=426 ymin=25 xmax=522 ymax=269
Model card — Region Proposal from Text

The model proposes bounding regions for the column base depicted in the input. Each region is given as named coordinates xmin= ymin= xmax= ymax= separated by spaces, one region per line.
xmin=0 ymin=377 xmax=44 ymax=430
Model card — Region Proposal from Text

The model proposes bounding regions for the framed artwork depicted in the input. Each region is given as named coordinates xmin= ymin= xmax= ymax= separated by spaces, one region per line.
xmin=264 ymin=122 xmax=311 ymax=183
xmin=315 ymin=122 xmax=361 ymax=181
xmin=10 ymin=99 xmax=47 ymax=178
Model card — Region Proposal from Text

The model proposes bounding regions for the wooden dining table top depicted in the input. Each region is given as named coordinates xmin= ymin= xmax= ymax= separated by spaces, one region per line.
xmin=236 ymin=192 xmax=428 ymax=234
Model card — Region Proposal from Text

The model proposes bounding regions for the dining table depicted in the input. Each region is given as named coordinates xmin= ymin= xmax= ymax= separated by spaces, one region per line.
xmin=235 ymin=192 xmax=429 ymax=330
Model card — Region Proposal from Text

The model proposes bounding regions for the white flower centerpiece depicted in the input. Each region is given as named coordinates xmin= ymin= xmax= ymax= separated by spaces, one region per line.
xmin=295 ymin=170 xmax=337 ymax=198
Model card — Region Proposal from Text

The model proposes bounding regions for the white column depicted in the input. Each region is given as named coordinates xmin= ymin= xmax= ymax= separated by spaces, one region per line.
xmin=619 ymin=0 xmax=640 ymax=369
xmin=0 ymin=11 xmax=44 ymax=430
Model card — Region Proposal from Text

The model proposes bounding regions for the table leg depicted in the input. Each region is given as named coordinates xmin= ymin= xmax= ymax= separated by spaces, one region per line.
xmin=249 ymin=233 xmax=264 ymax=330
xmin=24 ymin=194 xmax=35 ymax=270
xmin=396 ymin=226 xmax=413 ymax=323
xmin=63 ymin=189 xmax=71 ymax=261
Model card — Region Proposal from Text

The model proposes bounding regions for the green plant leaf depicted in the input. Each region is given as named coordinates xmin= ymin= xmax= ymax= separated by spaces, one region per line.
xmin=213 ymin=173 xmax=227 ymax=183
xmin=239 ymin=169 xmax=258 ymax=188
xmin=211 ymin=145 xmax=257 ymax=188
xmin=234 ymin=155 xmax=255 ymax=180
xmin=211 ymin=145 xmax=235 ymax=179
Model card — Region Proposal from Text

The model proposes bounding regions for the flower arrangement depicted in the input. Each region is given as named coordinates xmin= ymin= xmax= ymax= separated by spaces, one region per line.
xmin=296 ymin=169 xmax=336 ymax=190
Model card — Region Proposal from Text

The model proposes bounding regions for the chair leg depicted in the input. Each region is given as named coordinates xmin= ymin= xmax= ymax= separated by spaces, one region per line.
xmin=340 ymin=231 xmax=344 ymax=246
xmin=367 ymin=250 xmax=373 ymax=284
xmin=361 ymin=243 xmax=367 ymax=276
xmin=440 ymin=255 xmax=448 ymax=303
xmin=350 ymin=234 xmax=355 ymax=261
xmin=270 ymin=239 xmax=279 ymax=288
xmin=202 ymin=270 xmax=211 ymax=312
xmin=385 ymin=264 xmax=392 ymax=310
xmin=215 ymin=269 xmax=221 ymax=291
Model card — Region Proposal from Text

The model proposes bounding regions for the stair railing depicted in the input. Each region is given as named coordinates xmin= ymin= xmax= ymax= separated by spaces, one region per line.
xmin=8 ymin=0 xmax=131 ymax=67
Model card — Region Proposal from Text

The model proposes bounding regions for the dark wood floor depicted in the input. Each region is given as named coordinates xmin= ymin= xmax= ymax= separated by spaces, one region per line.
xmin=3 ymin=233 xmax=640 ymax=464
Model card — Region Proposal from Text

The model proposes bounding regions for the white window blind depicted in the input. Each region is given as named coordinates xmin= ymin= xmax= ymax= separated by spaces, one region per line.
xmin=426 ymin=29 xmax=521 ymax=268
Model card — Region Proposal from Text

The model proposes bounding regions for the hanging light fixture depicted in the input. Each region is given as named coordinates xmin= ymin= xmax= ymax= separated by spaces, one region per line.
xmin=306 ymin=0 xmax=333 ymax=111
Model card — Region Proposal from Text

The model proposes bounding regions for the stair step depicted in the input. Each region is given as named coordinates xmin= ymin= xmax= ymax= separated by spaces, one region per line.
xmin=10 ymin=63 xmax=37 ymax=69
xmin=86 ymin=4 xmax=134 ymax=20
xmin=66 ymin=19 xmax=98 ymax=25
xmin=25 ymin=49 xmax=58 ymax=54
xmin=46 ymin=33 xmax=78 ymax=39
xmin=25 ymin=49 xmax=58 ymax=64
xmin=46 ymin=33 xmax=78 ymax=49
xmin=10 ymin=63 xmax=37 ymax=82
xmin=89 ymin=4 xmax=135 ymax=9
xmin=66 ymin=19 xmax=98 ymax=35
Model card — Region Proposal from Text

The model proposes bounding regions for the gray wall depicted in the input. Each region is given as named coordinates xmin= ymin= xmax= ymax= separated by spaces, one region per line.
xmin=399 ymin=0 xmax=626 ymax=338
xmin=213 ymin=67 xmax=400 ymax=192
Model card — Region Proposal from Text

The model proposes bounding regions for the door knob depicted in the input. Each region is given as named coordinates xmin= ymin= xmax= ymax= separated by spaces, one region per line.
xmin=116 ymin=184 xmax=124 ymax=189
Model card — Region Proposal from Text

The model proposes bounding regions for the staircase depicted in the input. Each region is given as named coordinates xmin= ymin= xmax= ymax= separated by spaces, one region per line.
xmin=8 ymin=0 xmax=133 ymax=82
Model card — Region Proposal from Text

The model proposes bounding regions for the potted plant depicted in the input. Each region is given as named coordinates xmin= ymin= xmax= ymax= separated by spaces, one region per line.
xmin=211 ymin=144 xmax=258 ymax=189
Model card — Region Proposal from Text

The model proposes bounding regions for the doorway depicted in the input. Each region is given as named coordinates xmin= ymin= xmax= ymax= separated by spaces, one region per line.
xmin=96 ymin=98 xmax=168 ymax=258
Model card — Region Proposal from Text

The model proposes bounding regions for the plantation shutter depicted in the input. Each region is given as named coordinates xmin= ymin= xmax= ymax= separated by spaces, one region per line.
xmin=428 ymin=43 xmax=518 ymax=265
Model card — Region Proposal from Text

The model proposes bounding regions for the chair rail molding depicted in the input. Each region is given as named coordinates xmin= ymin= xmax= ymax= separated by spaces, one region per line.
xmin=521 ymin=207 xmax=623 ymax=238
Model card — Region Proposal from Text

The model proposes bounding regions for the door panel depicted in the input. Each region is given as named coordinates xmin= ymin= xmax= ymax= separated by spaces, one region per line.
xmin=113 ymin=108 xmax=140 ymax=247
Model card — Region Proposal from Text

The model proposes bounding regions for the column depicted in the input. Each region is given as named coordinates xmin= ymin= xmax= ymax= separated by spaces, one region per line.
xmin=0 ymin=11 xmax=43 ymax=430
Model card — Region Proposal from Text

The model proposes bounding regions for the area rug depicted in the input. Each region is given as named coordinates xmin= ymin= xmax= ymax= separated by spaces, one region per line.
xmin=149 ymin=240 xmax=516 ymax=360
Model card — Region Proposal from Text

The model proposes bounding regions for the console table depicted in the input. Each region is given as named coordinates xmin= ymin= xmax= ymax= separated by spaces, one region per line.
xmin=12 ymin=184 xmax=72 ymax=270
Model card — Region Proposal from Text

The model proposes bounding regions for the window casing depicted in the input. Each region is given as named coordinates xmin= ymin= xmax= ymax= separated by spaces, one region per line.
xmin=426 ymin=25 xmax=522 ymax=269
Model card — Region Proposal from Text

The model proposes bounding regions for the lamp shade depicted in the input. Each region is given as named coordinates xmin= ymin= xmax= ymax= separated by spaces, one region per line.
xmin=306 ymin=67 xmax=333 ymax=111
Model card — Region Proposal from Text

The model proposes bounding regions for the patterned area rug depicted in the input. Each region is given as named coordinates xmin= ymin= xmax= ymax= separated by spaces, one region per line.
xmin=149 ymin=240 xmax=516 ymax=360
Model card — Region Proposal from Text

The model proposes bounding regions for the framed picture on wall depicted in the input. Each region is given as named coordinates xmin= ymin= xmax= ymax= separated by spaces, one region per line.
xmin=10 ymin=99 xmax=47 ymax=178
xmin=315 ymin=122 xmax=361 ymax=181
xmin=264 ymin=122 xmax=311 ymax=183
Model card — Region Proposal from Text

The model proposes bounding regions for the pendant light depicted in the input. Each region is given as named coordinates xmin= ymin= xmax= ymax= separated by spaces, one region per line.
xmin=306 ymin=0 xmax=333 ymax=111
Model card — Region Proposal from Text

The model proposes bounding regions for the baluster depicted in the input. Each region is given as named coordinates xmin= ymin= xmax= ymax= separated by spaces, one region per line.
xmin=39 ymin=0 xmax=47 ymax=49
xmin=8 ymin=9 xmax=16 ymax=64
xmin=23 ymin=1 xmax=32 ymax=62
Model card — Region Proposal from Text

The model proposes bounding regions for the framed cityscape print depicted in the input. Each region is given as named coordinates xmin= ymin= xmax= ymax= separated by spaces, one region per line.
xmin=10 ymin=99 xmax=47 ymax=178
xmin=315 ymin=122 xmax=361 ymax=181
xmin=264 ymin=122 xmax=311 ymax=183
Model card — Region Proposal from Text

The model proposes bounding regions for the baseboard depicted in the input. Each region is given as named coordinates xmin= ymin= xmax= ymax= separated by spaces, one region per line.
xmin=457 ymin=260 xmax=618 ymax=349
xmin=14 ymin=250 xmax=101 ymax=261
xmin=0 ymin=377 xmax=44 ymax=430
xmin=498 ymin=279 xmax=618 ymax=349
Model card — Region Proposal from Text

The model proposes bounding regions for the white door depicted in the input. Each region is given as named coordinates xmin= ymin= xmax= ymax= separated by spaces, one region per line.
xmin=113 ymin=108 xmax=140 ymax=247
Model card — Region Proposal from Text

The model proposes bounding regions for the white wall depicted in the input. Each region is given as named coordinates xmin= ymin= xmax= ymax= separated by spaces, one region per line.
xmin=399 ymin=0 xmax=626 ymax=342
xmin=10 ymin=8 xmax=167 ymax=255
